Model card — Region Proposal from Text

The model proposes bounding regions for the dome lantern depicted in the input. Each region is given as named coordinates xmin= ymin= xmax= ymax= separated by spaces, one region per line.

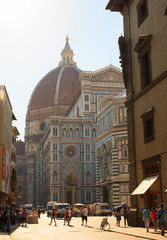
xmin=59 ymin=36 xmax=76 ymax=66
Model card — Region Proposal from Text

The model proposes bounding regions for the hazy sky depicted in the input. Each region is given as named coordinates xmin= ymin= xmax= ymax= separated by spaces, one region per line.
xmin=0 ymin=0 xmax=123 ymax=140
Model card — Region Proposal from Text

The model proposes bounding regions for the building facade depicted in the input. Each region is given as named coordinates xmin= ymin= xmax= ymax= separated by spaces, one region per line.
xmin=96 ymin=90 xmax=130 ymax=208
xmin=16 ymin=140 xmax=26 ymax=207
xmin=0 ymin=86 xmax=18 ymax=208
xmin=106 ymin=0 xmax=167 ymax=225
xmin=10 ymin=126 xmax=20 ymax=207
xmin=24 ymin=37 xmax=125 ymax=206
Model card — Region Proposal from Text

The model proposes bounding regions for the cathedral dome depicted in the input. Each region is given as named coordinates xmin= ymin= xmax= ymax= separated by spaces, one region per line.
xmin=27 ymin=37 xmax=81 ymax=116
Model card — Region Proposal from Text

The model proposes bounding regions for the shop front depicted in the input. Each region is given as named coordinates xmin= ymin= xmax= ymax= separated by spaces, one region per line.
xmin=131 ymin=175 xmax=161 ymax=209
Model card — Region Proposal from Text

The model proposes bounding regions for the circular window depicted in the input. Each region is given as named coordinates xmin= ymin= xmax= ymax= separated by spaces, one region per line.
xmin=40 ymin=122 xmax=46 ymax=131
xmin=67 ymin=149 xmax=75 ymax=157
xmin=65 ymin=145 xmax=77 ymax=158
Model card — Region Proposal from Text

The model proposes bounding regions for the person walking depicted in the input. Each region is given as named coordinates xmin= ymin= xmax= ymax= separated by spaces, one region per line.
xmin=37 ymin=207 xmax=41 ymax=218
xmin=20 ymin=208 xmax=27 ymax=227
xmin=116 ymin=207 xmax=121 ymax=227
xmin=143 ymin=206 xmax=150 ymax=232
xmin=123 ymin=207 xmax=128 ymax=227
xmin=150 ymin=207 xmax=157 ymax=232
xmin=81 ymin=205 xmax=88 ymax=227
xmin=64 ymin=207 xmax=71 ymax=226
xmin=157 ymin=203 xmax=166 ymax=236
xmin=49 ymin=208 xmax=57 ymax=226
xmin=1 ymin=209 xmax=7 ymax=232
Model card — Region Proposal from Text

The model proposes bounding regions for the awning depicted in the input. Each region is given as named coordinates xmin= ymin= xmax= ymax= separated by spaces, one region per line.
xmin=131 ymin=175 xmax=159 ymax=195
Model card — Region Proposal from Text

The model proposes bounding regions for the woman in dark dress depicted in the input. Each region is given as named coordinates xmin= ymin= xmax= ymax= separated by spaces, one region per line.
xmin=49 ymin=208 xmax=57 ymax=226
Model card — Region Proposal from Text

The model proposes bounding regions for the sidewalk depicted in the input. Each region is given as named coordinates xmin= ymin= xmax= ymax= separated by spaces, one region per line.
xmin=108 ymin=225 xmax=166 ymax=240
xmin=0 ymin=223 xmax=18 ymax=240
xmin=0 ymin=216 xmax=166 ymax=240
xmin=96 ymin=216 xmax=166 ymax=240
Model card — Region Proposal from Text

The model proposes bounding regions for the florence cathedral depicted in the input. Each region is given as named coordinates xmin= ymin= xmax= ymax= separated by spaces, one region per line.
xmin=16 ymin=37 xmax=129 ymax=207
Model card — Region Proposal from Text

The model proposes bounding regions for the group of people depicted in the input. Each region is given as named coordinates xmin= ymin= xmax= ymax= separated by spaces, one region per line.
xmin=1 ymin=203 xmax=166 ymax=236
xmin=0 ymin=208 xmax=11 ymax=232
xmin=143 ymin=203 xmax=167 ymax=236
xmin=49 ymin=205 xmax=88 ymax=227
xmin=114 ymin=207 xmax=128 ymax=227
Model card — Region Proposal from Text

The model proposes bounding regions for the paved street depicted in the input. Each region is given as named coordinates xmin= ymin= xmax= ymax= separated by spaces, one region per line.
xmin=1 ymin=215 xmax=166 ymax=240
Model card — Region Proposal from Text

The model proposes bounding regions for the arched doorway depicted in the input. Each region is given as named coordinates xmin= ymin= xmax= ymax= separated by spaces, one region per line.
xmin=64 ymin=173 xmax=79 ymax=204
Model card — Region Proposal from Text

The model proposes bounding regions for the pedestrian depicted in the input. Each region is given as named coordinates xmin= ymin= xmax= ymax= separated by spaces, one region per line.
xmin=64 ymin=207 xmax=71 ymax=226
xmin=123 ymin=207 xmax=128 ymax=227
xmin=49 ymin=208 xmax=57 ymax=226
xmin=37 ymin=207 xmax=41 ymax=218
xmin=6 ymin=209 xmax=11 ymax=232
xmin=157 ymin=203 xmax=167 ymax=236
xmin=116 ymin=207 xmax=121 ymax=227
xmin=81 ymin=205 xmax=88 ymax=227
xmin=1 ymin=209 xmax=7 ymax=232
xmin=150 ymin=207 xmax=157 ymax=232
xmin=143 ymin=206 xmax=150 ymax=232
xmin=20 ymin=208 xmax=27 ymax=227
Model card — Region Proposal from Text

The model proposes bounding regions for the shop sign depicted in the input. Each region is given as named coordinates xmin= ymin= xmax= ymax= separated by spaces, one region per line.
xmin=1 ymin=145 xmax=10 ymax=194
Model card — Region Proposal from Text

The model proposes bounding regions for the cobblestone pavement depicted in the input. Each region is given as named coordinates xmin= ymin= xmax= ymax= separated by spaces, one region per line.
xmin=0 ymin=215 xmax=166 ymax=240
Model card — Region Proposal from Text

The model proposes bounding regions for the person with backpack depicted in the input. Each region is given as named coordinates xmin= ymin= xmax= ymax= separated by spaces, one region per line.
xmin=157 ymin=203 xmax=167 ymax=236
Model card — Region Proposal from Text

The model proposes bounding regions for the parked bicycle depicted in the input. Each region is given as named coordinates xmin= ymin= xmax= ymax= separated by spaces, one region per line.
xmin=100 ymin=217 xmax=110 ymax=231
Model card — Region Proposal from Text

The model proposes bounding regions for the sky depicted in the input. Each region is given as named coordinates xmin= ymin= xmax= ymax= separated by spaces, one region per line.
xmin=0 ymin=0 xmax=123 ymax=140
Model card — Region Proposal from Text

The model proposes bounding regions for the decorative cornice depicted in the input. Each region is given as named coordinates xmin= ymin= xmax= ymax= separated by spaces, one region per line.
xmin=95 ymin=125 xmax=127 ymax=143
xmin=49 ymin=116 xmax=93 ymax=125
xmin=79 ymin=65 xmax=122 ymax=81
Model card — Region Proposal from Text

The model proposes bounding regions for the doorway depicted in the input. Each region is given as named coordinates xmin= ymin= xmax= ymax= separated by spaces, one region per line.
xmin=103 ymin=187 xmax=108 ymax=203
xmin=67 ymin=191 xmax=72 ymax=205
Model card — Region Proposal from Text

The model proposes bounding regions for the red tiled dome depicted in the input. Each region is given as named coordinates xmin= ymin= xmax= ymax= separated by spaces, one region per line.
xmin=28 ymin=65 xmax=81 ymax=113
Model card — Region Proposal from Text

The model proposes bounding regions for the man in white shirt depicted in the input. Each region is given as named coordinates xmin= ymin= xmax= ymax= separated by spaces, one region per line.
xmin=81 ymin=206 xmax=88 ymax=226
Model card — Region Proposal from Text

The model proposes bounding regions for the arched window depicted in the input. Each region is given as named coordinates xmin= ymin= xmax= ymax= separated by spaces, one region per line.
xmin=85 ymin=94 xmax=89 ymax=101
xmin=85 ymin=128 xmax=90 ymax=137
xmin=76 ymin=128 xmax=79 ymax=137
xmin=62 ymin=128 xmax=66 ymax=137
xmin=86 ymin=153 xmax=90 ymax=161
xmin=119 ymin=164 xmax=124 ymax=173
xmin=53 ymin=128 xmax=58 ymax=136
xmin=85 ymin=143 xmax=90 ymax=151
xmin=70 ymin=128 xmax=73 ymax=137
xmin=124 ymin=163 xmax=129 ymax=173
xmin=93 ymin=129 xmax=96 ymax=138
xmin=53 ymin=143 xmax=57 ymax=151
xmin=85 ymin=104 xmax=89 ymax=111
xmin=53 ymin=171 xmax=58 ymax=183
xmin=67 ymin=57 xmax=69 ymax=63
xmin=86 ymin=171 xmax=91 ymax=182
xmin=122 ymin=146 xmax=128 ymax=159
